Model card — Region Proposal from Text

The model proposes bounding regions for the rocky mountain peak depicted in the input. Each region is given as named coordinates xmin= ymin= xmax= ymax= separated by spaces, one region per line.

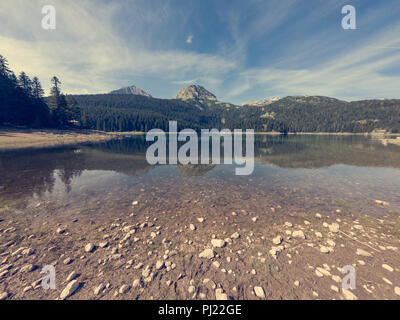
xmin=109 ymin=85 xmax=152 ymax=97
xmin=175 ymin=85 xmax=217 ymax=102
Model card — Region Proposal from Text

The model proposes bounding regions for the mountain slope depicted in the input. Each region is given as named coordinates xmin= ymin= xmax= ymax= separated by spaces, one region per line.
xmin=175 ymin=85 xmax=217 ymax=102
xmin=109 ymin=85 xmax=152 ymax=97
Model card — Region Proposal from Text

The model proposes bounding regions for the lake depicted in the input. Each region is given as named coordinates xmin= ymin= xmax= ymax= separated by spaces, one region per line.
xmin=1 ymin=134 xmax=399 ymax=219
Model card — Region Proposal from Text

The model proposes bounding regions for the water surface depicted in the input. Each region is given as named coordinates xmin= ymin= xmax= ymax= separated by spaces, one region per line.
xmin=1 ymin=135 xmax=399 ymax=220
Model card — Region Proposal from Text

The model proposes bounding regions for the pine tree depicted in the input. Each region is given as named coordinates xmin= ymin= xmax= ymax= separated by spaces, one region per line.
xmin=49 ymin=76 xmax=61 ymax=110
xmin=18 ymin=72 xmax=33 ymax=96
xmin=0 ymin=54 xmax=12 ymax=79
xmin=32 ymin=77 xmax=45 ymax=100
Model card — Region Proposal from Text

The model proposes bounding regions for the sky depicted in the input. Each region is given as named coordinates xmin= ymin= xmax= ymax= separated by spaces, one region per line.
xmin=1 ymin=0 xmax=400 ymax=104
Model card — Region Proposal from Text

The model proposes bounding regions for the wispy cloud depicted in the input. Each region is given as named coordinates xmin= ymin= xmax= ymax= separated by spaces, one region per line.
xmin=186 ymin=35 xmax=193 ymax=44
xmin=0 ymin=0 xmax=235 ymax=95
xmin=1 ymin=0 xmax=400 ymax=102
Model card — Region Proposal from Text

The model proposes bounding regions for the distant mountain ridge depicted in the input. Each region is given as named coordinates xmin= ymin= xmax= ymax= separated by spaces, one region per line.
xmin=243 ymin=96 xmax=281 ymax=106
xmin=109 ymin=85 xmax=152 ymax=97
xmin=78 ymin=84 xmax=400 ymax=133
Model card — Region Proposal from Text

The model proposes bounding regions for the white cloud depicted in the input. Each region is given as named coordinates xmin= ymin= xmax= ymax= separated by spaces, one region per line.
xmin=0 ymin=1 xmax=235 ymax=95
xmin=225 ymin=20 xmax=400 ymax=102
xmin=186 ymin=35 xmax=193 ymax=44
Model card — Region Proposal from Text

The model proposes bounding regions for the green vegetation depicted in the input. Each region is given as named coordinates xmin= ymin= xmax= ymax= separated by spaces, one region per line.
xmin=0 ymin=54 xmax=79 ymax=128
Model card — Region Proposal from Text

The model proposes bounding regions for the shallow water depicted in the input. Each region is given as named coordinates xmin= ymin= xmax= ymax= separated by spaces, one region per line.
xmin=0 ymin=135 xmax=399 ymax=220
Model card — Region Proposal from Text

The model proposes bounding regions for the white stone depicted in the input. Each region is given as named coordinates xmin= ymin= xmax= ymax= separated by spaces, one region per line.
xmin=119 ymin=284 xmax=130 ymax=294
xmin=215 ymin=288 xmax=228 ymax=300
xmin=356 ymin=248 xmax=372 ymax=257
xmin=292 ymin=230 xmax=306 ymax=239
xmin=254 ymin=286 xmax=266 ymax=298
xmin=66 ymin=271 xmax=78 ymax=282
xmin=60 ymin=280 xmax=80 ymax=300
xmin=211 ymin=239 xmax=226 ymax=248
xmin=272 ymin=235 xmax=283 ymax=245
xmin=342 ymin=288 xmax=357 ymax=300
xmin=199 ymin=249 xmax=215 ymax=259
xmin=382 ymin=264 xmax=393 ymax=272
xmin=94 ymin=284 xmax=105 ymax=295
xmin=85 ymin=243 xmax=95 ymax=253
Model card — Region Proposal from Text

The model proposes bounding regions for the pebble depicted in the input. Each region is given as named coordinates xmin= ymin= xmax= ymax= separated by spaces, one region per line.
xmin=119 ymin=285 xmax=130 ymax=294
xmin=395 ymin=287 xmax=400 ymax=296
xmin=199 ymin=249 xmax=215 ymax=259
xmin=230 ymin=232 xmax=240 ymax=239
xmin=66 ymin=271 xmax=78 ymax=282
xmin=85 ymin=243 xmax=95 ymax=253
xmin=99 ymin=241 xmax=109 ymax=248
xmin=188 ymin=286 xmax=196 ymax=294
xmin=189 ymin=224 xmax=196 ymax=231
xmin=320 ymin=246 xmax=331 ymax=254
xmin=133 ymin=279 xmax=141 ymax=288
xmin=292 ymin=230 xmax=305 ymax=239
xmin=342 ymin=288 xmax=357 ymax=300
xmin=211 ymin=239 xmax=226 ymax=248
xmin=20 ymin=264 xmax=34 ymax=273
xmin=94 ymin=284 xmax=105 ymax=295
xmin=0 ymin=292 xmax=8 ymax=300
xmin=60 ymin=280 xmax=80 ymax=300
xmin=356 ymin=248 xmax=372 ymax=257
xmin=272 ymin=236 xmax=283 ymax=245
xmin=382 ymin=264 xmax=393 ymax=272
xmin=156 ymin=260 xmax=165 ymax=270
xmin=254 ymin=286 xmax=266 ymax=298
xmin=329 ymin=223 xmax=340 ymax=233
xmin=56 ymin=227 xmax=66 ymax=234
xmin=215 ymin=288 xmax=228 ymax=300
xmin=331 ymin=285 xmax=339 ymax=292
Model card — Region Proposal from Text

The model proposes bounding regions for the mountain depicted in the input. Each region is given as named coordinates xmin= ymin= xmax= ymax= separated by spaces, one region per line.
xmin=175 ymin=85 xmax=217 ymax=102
xmin=242 ymin=96 xmax=280 ymax=106
xmin=275 ymin=95 xmax=346 ymax=106
xmin=109 ymin=85 xmax=152 ymax=97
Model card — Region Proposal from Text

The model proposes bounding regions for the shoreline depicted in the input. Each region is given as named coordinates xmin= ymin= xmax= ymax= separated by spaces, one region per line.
xmin=1 ymin=128 xmax=399 ymax=151
xmin=0 ymin=128 xmax=117 ymax=151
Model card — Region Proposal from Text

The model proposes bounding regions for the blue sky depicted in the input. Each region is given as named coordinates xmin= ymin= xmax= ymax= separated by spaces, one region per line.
xmin=1 ymin=0 xmax=400 ymax=104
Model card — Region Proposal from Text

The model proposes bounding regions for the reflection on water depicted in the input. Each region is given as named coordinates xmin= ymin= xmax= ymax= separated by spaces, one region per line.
xmin=0 ymin=135 xmax=399 ymax=218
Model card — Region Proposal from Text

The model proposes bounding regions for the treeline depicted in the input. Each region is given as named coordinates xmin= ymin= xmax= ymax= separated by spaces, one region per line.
xmin=0 ymin=54 xmax=79 ymax=128
xmin=73 ymin=94 xmax=400 ymax=133
xmin=74 ymin=94 xmax=219 ymax=132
